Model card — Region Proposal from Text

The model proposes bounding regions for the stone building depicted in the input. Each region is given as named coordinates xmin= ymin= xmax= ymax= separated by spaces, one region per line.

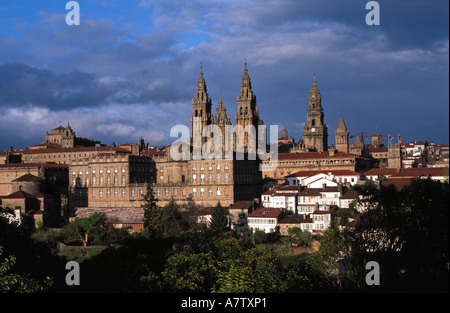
xmin=44 ymin=123 xmax=99 ymax=148
xmin=303 ymin=74 xmax=328 ymax=153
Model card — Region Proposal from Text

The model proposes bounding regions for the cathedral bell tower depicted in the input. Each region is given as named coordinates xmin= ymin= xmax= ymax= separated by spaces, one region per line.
xmin=235 ymin=61 xmax=264 ymax=152
xmin=303 ymin=73 xmax=328 ymax=152
xmin=190 ymin=64 xmax=213 ymax=150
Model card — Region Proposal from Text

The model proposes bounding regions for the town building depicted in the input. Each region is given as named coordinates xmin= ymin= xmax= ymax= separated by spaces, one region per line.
xmin=247 ymin=207 xmax=285 ymax=233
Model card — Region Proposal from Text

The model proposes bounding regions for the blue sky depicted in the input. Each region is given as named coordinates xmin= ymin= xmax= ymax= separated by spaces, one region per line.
xmin=0 ymin=0 xmax=448 ymax=150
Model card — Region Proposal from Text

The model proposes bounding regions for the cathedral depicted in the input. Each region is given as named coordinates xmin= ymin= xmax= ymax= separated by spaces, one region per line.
xmin=189 ymin=62 xmax=264 ymax=155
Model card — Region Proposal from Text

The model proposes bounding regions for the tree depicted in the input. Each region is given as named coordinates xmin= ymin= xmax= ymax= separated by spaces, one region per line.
xmin=141 ymin=184 xmax=162 ymax=238
xmin=210 ymin=202 xmax=229 ymax=233
xmin=161 ymin=198 xmax=188 ymax=238
xmin=0 ymin=246 xmax=53 ymax=293
xmin=59 ymin=212 xmax=107 ymax=246
xmin=252 ymin=230 xmax=267 ymax=244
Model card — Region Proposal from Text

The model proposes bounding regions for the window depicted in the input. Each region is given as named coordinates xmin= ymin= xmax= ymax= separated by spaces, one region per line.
xmin=114 ymin=176 xmax=118 ymax=185
xmin=208 ymin=163 xmax=212 ymax=170
xmin=192 ymin=164 xmax=196 ymax=170
xmin=122 ymin=176 xmax=126 ymax=184
xmin=122 ymin=189 xmax=125 ymax=198
xmin=106 ymin=190 xmax=110 ymax=198
xmin=217 ymin=187 xmax=221 ymax=196
xmin=200 ymin=188 xmax=204 ymax=196
xmin=131 ymin=189 xmax=135 ymax=197
xmin=107 ymin=176 xmax=111 ymax=185
xmin=208 ymin=174 xmax=213 ymax=182
xmin=217 ymin=174 xmax=221 ymax=182
xmin=92 ymin=177 xmax=96 ymax=185
xmin=86 ymin=169 xmax=89 ymax=175
xmin=114 ymin=167 xmax=118 ymax=173
xmin=100 ymin=177 xmax=104 ymax=185
xmin=107 ymin=167 xmax=111 ymax=173
xmin=92 ymin=167 xmax=96 ymax=174
xmin=160 ymin=176 xmax=164 ymax=183
xmin=165 ymin=188 xmax=169 ymax=197
xmin=114 ymin=189 xmax=118 ymax=198
xmin=225 ymin=174 xmax=229 ymax=182
xmin=160 ymin=167 xmax=163 ymax=172
xmin=192 ymin=188 xmax=197 ymax=196
xmin=99 ymin=190 xmax=103 ymax=198
xmin=208 ymin=188 xmax=212 ymax=196
xmin=139 ymin=189 xmax=143 ymax=196
xmin=100 ymin=168 xmax=103 ymax=173
xmin=193 ymin=174 xmax=197 ymax=183
xmin=122 ymin=167 xmax=126 ymax=173
xmin=217 ymin=163 xmax=221 ymax=170
xmin=72 ymin=170 xmax=76 ymax=176
xmin=225 ymin=163 xmax=229 ymax=170
xmin=200 ymin=174 xmax=205 ymax=183
xmin=200 ymin=163 xmax=204 ymax=170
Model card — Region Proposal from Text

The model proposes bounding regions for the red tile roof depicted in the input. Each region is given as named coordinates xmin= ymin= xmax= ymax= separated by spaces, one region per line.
xmin=363 ymin=168 xmax=400 ymax=176
xmin=22 ymin=146 xmax=130 ymax=155
xmin=278 ymin=214 xmax=313 ymax=224
xmin=12 ymin=173 xmax=43 ymax=182
xmin=0 ymin=163 xmax=69 ymax=169
xmin=287 ymin=169 xmax=361 ymax=178
xmin=276 ymin=151 xmax=355 ymax=160
xmin=1 ymin=189 xmax=34 ymax=199
xmin=248 ymin=208 xmax=283 ymax=218
xmin=393 ymin=167 xmax=447 ymax=178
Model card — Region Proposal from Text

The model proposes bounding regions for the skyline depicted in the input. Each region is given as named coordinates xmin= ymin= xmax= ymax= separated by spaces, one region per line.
xmin=0 ymin=0 xmax=448 ymax=151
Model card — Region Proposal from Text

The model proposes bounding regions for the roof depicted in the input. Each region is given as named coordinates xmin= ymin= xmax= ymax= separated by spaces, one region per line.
xmin=248 ymin=208 xmax=283 ymax=218
xmin=382 ymin=178 xmax=413 ymax=190
xmin=0 ymin=163 xmax=69 ymax=169
xmin=363 ymin=168 xmax=399 ymax=176
xmin=22 ymin=146 xmax=130 ymax=155
xmin=276 ymin=151 xmax=355 ymax=160
xmin=392 ymin=167 xmax=447 ymax=178
xmin=299 ymin=186 xmax=341 ymax=196
xmin=74 ymin=207 xmax=144 ymax=224
xmin=229 ymin=200 xmax=259 ymax=211
xmin=30 ymin=142 xmax=62 ymax=149
xmin=1 ymin=189 xmax=34 ymax=199
xmin=12 ymin=173 xmax=43 ymax=182
xmin=286 ymin=169 xmax=361 ymax=178
xmin=278 ymin=214 xmax=313 ymax=224
xmin=341 ymin=190 xmax=359 ymax=200
xmin=52 ymin=126 xmax=66 ymax=131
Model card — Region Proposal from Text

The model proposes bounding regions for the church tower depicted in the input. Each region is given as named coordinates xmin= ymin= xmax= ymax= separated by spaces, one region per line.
xmin=235 ymin=62 xmax=264 ymax=151
xmin=335 ymin=116 xmax=349 ymax=153
xmin=303 ymin=73 xmax=328 ymax=152
xmin=214 ymin=93 xmax=232 ymax=153
xmin=190 ymin=64 xmax=213 ymax=150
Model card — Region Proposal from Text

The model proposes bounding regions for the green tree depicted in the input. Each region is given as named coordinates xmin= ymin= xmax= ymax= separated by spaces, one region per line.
xmin=59 ymin=212 xmax=107 ymax=246
xmin=210 ymin=202 xmax=229 ymax=233
xmin=141 ymin=184 xmax=163 ymax=238
xmin=252 ymin=230 xmax=267 ymax=244
xmin=0 ymin=246 xmax=53 ymax=293
xmin=161 ymin=197 xmax=188 ymax=238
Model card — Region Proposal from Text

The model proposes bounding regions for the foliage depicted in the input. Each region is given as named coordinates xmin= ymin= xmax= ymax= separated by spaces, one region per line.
xmin=0 ymin=246 xmax=53 ymax=293
xmin=210 ymin=202 xmax=230 ymax=233
xmin=160 ymin=198 xmax=189 ymax=238
xmin=252 ymin=229 xmax=267 ymax=244
xmin=58 ymin=212 xmax=112 ymax=246
xmin=141 ymin=183 xmax=163 ymax=238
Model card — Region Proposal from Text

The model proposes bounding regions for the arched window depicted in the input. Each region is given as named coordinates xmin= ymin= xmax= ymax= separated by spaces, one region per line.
xmin=195 ymin=110 xmax=198 ymax=117
xmin=312 ymin=119 xmax=316 ymax=126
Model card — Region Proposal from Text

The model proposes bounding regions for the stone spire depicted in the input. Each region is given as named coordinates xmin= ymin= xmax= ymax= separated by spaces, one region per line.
xmin=336 ymin=116 xmax=348 ymax=133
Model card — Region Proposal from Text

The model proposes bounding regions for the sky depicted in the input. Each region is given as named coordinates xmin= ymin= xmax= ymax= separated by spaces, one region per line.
xmin=0 ymin=0 xmax=448 ymax=151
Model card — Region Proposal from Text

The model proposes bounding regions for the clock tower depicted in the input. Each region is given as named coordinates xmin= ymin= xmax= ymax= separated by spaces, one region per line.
xmin=303 ymin=73 xmax=328 ymax=152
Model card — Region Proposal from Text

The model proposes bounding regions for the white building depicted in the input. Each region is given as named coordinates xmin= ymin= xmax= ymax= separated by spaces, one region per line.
xmin=247 ymin=208 xmax=284 ymax=233
xmin=286 ymin=170 xmax=362 ymax=187
xmin=261 ymin=185 xmax=298 ymax=212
